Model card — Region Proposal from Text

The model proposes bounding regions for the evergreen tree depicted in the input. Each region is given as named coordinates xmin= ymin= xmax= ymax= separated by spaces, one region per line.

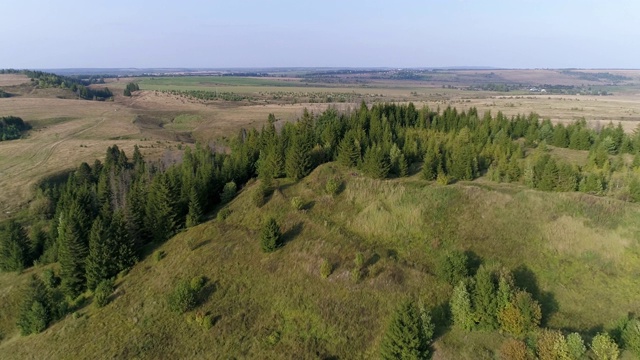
xmin=57 ymin=209 xmax=89 ymax=298
xmin=186 ymin=187 xmax=203 ymax=227
xmin=473 ymin=266 xmax=498 ymax=330
xmin=451 ymin=280 xmax=474 ymax=331
xmin=85 ymin=217 xmax=111 ymax=291
xmin=260 ymin=217 xmax=282 ymax=252
xmin=362 ymin=144 xmax=391 ymax=179
xmin=285 ymin=134 xmax=311 ymax=181
xmin=0 ymin=220 xmax=31 ymax=272
xmin=17 ymin=275 xmax=52 ymax=335
xmin=380 ymin=300 xmax=430 ymax=360
xmin=144 ymin=175 xmax=176 ymax=243
xmin=336 ymin=132 xmax=360 ymax=167
xmin=111 ymin=210 xmax=137 ymax=273
xmin=537 ymin=159 xmax=559 ymax=191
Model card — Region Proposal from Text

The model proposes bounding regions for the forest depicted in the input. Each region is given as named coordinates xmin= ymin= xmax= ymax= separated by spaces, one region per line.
xmin=0 ymin=69 xmax=112 ymax=100
xmin=2 ymin=102 xmax=640 ymax=358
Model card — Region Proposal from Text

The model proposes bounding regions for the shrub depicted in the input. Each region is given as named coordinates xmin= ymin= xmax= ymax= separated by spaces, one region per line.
xmin=260 ymin=217 xmax=282 ymax=253
xmin=252 ymin=183 xmax=269 ymax=207
xmin=325 ymin=177 xmax=342 ymax=196
xmin=168 ymin=280 xmax=198 ymax=313
xmin=591 ymin=333 xmax=619 ymax=360
xmin=220 ymin=181 xmax=237 ymax=203
xmin=190 ymin=275 xmax=206 ymax=292
xmin=290 ymin=196 xmax=304 ymax=211
xmin=217 ymin=208 xmax=231 ymax=221
xmin=94 ymin=279 xmax=114 ymax=308
xmin=351 ymin=268 xmax=362 ymax=283
xmin=354 ymin=252 xmax=365 ymax=269
xmin=436 ymin=171 xmax=450 ymax=185
xmin=41 ymin=268 xmax=60 ymax=289
xmin=154 ymin=250 xmax=166 ymax=262
xmin=320 ymin=259 xmax=332 ymax=279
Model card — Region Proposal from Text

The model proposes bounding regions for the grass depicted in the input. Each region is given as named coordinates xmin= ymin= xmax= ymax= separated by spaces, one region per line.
xmin=1 ymin=164 xmax=640 ymax=358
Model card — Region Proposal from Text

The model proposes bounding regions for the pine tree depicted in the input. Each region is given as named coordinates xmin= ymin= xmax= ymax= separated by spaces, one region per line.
xmin=144 ymin=176 xmax=176 ymax=243
xmin=336 ymin=132 xmax=360 ymax=167
xmin=111 ymin=210 xmax=137 ymax=273
xmin=186 ymin=187 xmax=203 ymax=227
xmin=58 ymin=209 xmax=89 ymax=298
xmin=260 ymin=217 xmax=282 ymax=253
xmin=85 ymin=217 xmax=111 ymax=291
xmin=380 ymin=300 xmax=429 ymax=360
xmin=285 ymin=134 xmax=311 ymax=181
xmin=451 ymin=280 xmax=474 ymax=331
xmin=537 ymin=159 xmax=559 ymax=191
xmin=17 ymin=275 xmax=52 ymax=335
xmin=0 ymin=220 xmax=31 ymax=272
xmin=362 ymin=144 xmax=390 ymax=179
xmin=473 ymin=266 xmax=498 ymax=330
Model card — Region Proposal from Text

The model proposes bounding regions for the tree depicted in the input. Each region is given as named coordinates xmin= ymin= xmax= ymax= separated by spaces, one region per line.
xmin=186 ymin=187 xmax=203 ymax=227
xmin=380 ymin=300 xmax=430 ymax=360
xmin=622 ymin=319 xmax=640 ymax=357
xmin=337 ymin=132 xmax=361 ymax=167
xmin=566 ymin=333 xmax=586 ymax=360
xmin=362 ymin=144 xmax=390 ymax=179
xmin=260 ymin=217 xmax=282 ymax=252
xmin=144 ymin=175 xmax=176 ymax=243
xmin=58 ymin=209 xmax=89 ymax=298
xmin=498 ymin=290 xmax=542 ymax=338
xmin=85 ymin=217 xmax=111 ymax=291
xmin=285 ymin=134 xmax=311 ymax=181
xmin=473 ymin=266 xmax=498 ymax=330
xmin=94 ymin=279 xmax=114 ymax=308
xmin=590 ymin=333 xmax=619 ymax=360
xmin=451 ymin=280 xmax=474 ymax=331
xmin=437 ymin=250 xmax=468 ymax=285
xmin=537 ymin=159 xmax=559 ymax=191
xmin=167 ymin=279 xmax=199 ymax=313
xmin=17 ymin=275 xmax=52 ymax=335
xmin=499 ymin=339 xmax=531 ymax=360
xmin=0 ymin=220 xmax=31 ymax=272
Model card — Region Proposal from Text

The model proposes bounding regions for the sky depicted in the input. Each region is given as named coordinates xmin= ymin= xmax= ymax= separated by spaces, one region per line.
xmin=0 ymin=0 xmax=638 ymax=69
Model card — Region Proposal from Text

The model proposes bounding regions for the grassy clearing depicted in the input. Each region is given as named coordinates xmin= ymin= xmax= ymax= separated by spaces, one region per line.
xmin=1 ymin=164 xmax=639 ymax=358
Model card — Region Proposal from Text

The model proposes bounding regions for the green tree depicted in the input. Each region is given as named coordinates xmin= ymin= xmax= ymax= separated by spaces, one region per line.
xmin=622 ymin=319 xmax=640 ymax=357
xmin=85 ymin=217 xmax=111 ymax=291
xmin=285 ymin=134 xmax=311 ymax=180
xmin=260 ymin=217 xmax=282 ymax=253
xmin=362 ymin=144 xmax=390 ymax=179
xmin=17 ymin=275 xmax=52 ymax=335
xmin=537 ymin=158 xmax=559 ymax=191
xmin=380 ymin=300 xmax=430 ymax=360
xmin=437 ymin=250 xmax=468 ymax=285
xmin=94 ymin=279 xmax=114 ymax=308
xmin=186 ymin=187 xmax=203 ymax=227
xmin=590 ymin=333 xmax=619 ymax=360
xmin=0 ymin=220 xmax=31 ymax=272
xmin=451 ymin=280 xmax=474 ymax=331
xmin=144 ymin=176 xmax=176 ymax=243
xmin=336 ymin=132 xmax=360 ymax=167
xmin=58 ymin=210 xmax=89 ymax=298
xmin=473 ymin=266 xmax=498 ymax=329
xmin=566 ymin=333 xmax=586 ymax=360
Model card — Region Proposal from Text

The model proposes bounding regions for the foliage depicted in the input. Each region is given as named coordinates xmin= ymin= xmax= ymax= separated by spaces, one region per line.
xmin=590 ymin=333 xmax=619 ymax=360
xmin=320 ymin=259 xmax=332 ymax=278
xmin=498 ymin=290 xmax=542 ymax=338
xmin=167 ymin=279 xmax=201 ymax=314
xmin=0 ymin=116 xmax=31 ymax=141
xmin=94 ymin=279 xmax=114 ymax=308
xmin=260 ymin=217 xmax=281 ymax=253
xmin=290 ymin=196 xmax=304 ymax=211
xmin=621 ymin=319 xmax=640 ymax=357
xmin=325 ymin=176 xmax=342 ymax=196
xmin=451 ymin=280 xmax=474 ymax=331
xmin=123 ymin=82 xmax=140 ymax=96
xmin=17 ymin=276 xmax=52 ymax=335
xmin=380 ymin=300 xmax=430 ymax=360
xmin=220 ymin=181 xmax=237 ymax=203
xmin=437 ymin=250 xmax=468 ymax=285
xmin=499 ymin=338 xmax=531 ymax=360
xmin=566 ymin=332 xmax=586 ymax=360
xmin=0 ymin=220 xmax=31 ymax=272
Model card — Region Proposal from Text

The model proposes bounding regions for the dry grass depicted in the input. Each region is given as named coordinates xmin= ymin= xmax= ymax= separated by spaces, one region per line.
xmin=0 ymin=74 xmax=30 ymax=87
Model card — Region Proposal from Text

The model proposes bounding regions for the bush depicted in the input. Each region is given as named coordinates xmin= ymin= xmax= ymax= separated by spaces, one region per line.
xmin=622 ymin=319 xmax=640 ymax=357
xmin=320 ymin=259 xmax=332 ymax=279
xmin=41 ymin=268 xmax=60 ymax=288
xmin=154 ymin=250 xmax=166 ymax=262
xmin=325 ymin=177 xmax=342 ymax=196
xmin=566 ymin=333 xmax=586 ymax=360
xmin=168 ymin=280 xmax=198 ymax=313
xmin=217 ymin=208 xmax=231 ymax=221
xmin=290 ymin=196 xmax=304 ymax=211
xmin=252 ymin=183 xmax=269 ymax=207
xmin=190 ymin=275 xmax=206 ymax=292
xmin=591 ymin=333 xmax=619 ymax=360
xmin=94 ymin=279 xmax=114 ymax=308
xmin=220 ymin=181 xmax=237 ymax=203
xmin=260 ymin=217 xmax=282 ymax=253
xmin=354 ymin=252 xmax=365 ymax=269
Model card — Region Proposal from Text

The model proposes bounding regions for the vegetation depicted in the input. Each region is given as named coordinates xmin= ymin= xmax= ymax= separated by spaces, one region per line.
xmin=123 ymin=82 xmax=140 ymax=96
xmin=0 ymin=116 xmax=31 ymax=141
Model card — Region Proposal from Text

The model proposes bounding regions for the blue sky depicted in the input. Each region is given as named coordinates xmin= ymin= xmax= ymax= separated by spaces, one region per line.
xmin=0 ymin=0 xmax=637 ymax=69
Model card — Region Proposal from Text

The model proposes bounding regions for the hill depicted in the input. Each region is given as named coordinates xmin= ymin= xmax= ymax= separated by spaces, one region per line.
xmin=1 ymin=163 xmax=639 ymax=359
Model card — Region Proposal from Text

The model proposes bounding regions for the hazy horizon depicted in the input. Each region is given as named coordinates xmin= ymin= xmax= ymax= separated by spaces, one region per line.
xmin=1 ymin=0 xmax=638 ymax=69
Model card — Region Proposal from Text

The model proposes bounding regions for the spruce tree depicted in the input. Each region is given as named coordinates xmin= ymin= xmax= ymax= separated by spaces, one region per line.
xmin=260 ymin=217 xmax=282 ymax=252
xmin=144 ymin=175 xmax=176 ymax=243
xmin=58 ymin=210 xmax=89 ymax=298
xmin=17 ymin=275 xmax=52 ymax=335
xmin=285 ymin=134 xmax=311 ymax=181
xmin=85 ymin=217 xmax=111 ymax=291
xmin=537 ymin=159 xmax=559 ymax=191
xmin=451 ymin=280 xmax=474 ymax=331
xmin=186 ymin=187 xmax=203 ymax=228
xmin=336 ymin=132 xmax=360 ymax=167
xmin=362 ymin=145 xmax=390 ymax=179
xmin=111 ymin=210 xmax=137 ymax=273
xmin=380 ymin=300 xmax=429 ymax=360
xmin=472 ymin=266 xmax=498 ymax=330
xmin=0 ymin=220 xmax=31 ymax=272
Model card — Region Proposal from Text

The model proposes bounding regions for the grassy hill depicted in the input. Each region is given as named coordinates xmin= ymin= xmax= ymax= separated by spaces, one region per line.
xmin=1 ymin=163 xmax=640 ymax=359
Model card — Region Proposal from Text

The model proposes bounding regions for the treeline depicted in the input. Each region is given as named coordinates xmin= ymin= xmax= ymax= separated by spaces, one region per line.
xmin=0 ymin=116 xmax=31 ymax=141
xmin=123 ymin=82 xmax=140 ymax=96
xmin=0 ymin=69 xmax=113 ymax=100
xmin=161 ymin=89 xmax=251 ymax=102
xmin=0 ymin=89 xmax=10 ymax=98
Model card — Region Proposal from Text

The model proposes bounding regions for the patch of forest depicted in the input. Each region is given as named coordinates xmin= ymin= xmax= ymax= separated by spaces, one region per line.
xmin=0 ymin=116 xmax=31 ymax=141
xmin=0 ymin=69 xmax=112 ymax=101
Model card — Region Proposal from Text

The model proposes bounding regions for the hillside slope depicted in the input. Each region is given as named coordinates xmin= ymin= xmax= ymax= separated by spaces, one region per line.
xmin=1 ymin=164 xmax=640 ymax=359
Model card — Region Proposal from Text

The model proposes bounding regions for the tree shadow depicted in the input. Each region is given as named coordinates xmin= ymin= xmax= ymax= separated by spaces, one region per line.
xmin=302 ymin=200 xmax=315 ymax=211
xmin=281 ymin=222 xmax=304 ymax=245
xmin=366 ymin=253 xmax=381 ymax=267
xmin=198 ymin=280 xmax=217 ymax=306
xmin=513 ymin=265 xmax=559 ymax=326
xmin=464 ymin=250 xmax=482 ymax=276
xmin=191 ymin=239 xmax=211 ymax=251
xmin=431 ymin=300 xmax=452 ymax=339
